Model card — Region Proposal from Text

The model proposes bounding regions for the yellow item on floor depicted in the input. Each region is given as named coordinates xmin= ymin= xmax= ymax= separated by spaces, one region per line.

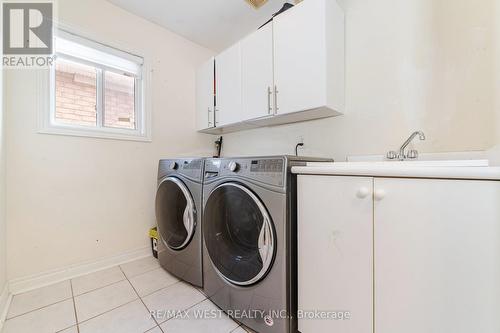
xmin=149 ymin=227 xmax=158 ymax=258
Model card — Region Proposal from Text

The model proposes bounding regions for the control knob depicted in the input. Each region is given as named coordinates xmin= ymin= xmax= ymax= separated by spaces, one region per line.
xmin=228 ymin=161 xmax=239 ymax=172
xmin=169 ymin=162 xmax=178 ymax=170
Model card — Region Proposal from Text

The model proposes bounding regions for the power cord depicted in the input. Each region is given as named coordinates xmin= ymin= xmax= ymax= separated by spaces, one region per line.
xmin=295 ymin=142 xmax=304 ymax=156
xmin=214 ymin=136 xmax=223 ymax=158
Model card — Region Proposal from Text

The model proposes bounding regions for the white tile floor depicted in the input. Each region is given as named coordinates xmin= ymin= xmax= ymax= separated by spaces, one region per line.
xmin=2 ymin=256 xmax=250 ymax=333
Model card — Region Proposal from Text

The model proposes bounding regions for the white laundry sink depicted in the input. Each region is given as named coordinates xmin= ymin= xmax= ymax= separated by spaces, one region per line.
xmin=307 ymin=159 xmax=490 ymax=168
xmin=294 ymin=159 xmax=500 ymax=180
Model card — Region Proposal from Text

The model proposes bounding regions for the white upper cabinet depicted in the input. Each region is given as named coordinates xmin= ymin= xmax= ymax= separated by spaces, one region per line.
xmin=215 ymin=43 xmax=243 ymax=127
xmin=195 ymin=58 xmax=215 ymax=131
xmin=241 ymin=23 xmax=274 ymax=120
xmin=196 ymin=0 xmax=345 ymax=133
xmin=274 ymin=0 xmax=345 ymax=116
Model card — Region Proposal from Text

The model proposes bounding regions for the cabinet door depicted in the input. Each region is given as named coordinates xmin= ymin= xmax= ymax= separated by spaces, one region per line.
xmin=273 ymin=0 xmax=327 ymax=115
xmin=297 ymin=175 xmax=373 ymax=333
xmin=195 ymin=58 xmax=215 ymax=130
xmin=215 ymin=43 xmax=243 ymax=126
xmin=241 ymin=23 xmax=274 ymax=120
xmin=374 ymin=178 xmax=500 ymax=333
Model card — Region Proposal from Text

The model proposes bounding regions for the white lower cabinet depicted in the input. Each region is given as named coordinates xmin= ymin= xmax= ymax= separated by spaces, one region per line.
xmin=374 ymin=178 xmax=500 ymax=333
xmin=298 ymin=176 xmax=373 ymax=333
xmin=298 ymin=175 xmax=500 ymax=333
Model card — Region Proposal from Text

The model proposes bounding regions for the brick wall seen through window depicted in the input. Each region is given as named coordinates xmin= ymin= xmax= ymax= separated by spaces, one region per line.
xmin=104 ymin=71 xmax=135 ymax=129
xmin=55 ymin=59 xmax=136 ymax=129
xmin=55 ymin=60 xmax=97 ymax=127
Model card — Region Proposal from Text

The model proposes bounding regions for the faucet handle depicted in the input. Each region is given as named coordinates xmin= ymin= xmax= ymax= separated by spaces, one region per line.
xmin=386 ymin=151 xmax=398 ymax=160
xmin=407 ymin=149 xmax=419 ymax=159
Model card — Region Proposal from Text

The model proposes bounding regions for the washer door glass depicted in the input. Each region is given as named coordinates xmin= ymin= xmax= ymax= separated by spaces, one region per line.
xmin=204 ymin=182 xmax=275 ymax=286
xmin=155 ymin=177 xmax=196 ymax=251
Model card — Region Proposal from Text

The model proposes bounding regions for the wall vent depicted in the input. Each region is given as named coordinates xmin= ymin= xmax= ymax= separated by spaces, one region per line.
xmin=245 ymin=0 xmax=269 ymax=9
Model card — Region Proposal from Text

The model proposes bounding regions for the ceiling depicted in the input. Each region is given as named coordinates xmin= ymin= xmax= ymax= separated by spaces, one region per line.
xmin=106 ymin=0 xmax=291 ymax=51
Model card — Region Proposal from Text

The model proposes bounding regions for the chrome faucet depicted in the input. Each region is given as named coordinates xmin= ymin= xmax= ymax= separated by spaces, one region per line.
xmin=387 ymin=131 xmax=426 ymax=160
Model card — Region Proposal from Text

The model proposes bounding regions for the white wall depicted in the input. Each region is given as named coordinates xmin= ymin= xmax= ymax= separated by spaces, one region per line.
xmin=491 ymin=0 xmax=500 ymax=165
xmin=222 ymin=0 xmax=498 ymax=162
xmin=3 ymin=0 xmax=498 ymax=281
xmin=4 ymin=0 xmax=214 ymax=280
xmin=0 ymin=6 xmax=6 ymax=294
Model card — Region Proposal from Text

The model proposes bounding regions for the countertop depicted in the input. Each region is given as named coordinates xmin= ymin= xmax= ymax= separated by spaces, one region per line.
xmin=292 ymin=162 xmax=500 ymax=180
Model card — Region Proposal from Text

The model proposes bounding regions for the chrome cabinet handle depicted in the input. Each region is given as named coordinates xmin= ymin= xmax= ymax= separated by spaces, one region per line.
xmin=207 ymin=107 xmax=213 ymax=127
xmin=274 ymin=85 xmax=279 ymax=113
xmin=267 ymin=86 xmax=272 ymax=114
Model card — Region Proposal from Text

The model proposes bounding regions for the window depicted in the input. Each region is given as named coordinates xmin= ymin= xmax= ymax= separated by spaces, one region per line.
xmin=40 ymin=29 xmax=151 ymax=141
xmin=55 ymin=59 xmax=98 ymax=127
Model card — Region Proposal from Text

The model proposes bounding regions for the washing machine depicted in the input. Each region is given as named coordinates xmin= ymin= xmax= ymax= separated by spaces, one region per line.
xmin=155 ymin=158 xmax=204 ymax=287
xmin=202 ymin=156 xmax=331 ymax=333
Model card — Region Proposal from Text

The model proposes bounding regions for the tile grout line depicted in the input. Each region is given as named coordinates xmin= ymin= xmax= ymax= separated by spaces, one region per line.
xmin=138 ymin=279 xmax=182 ymax=299
xmin=6 ymin=265 xmax=131 ymax=321
xmin=125 ymin=265 xmax=162 ymax=280
xmin=143 ymin=326 xmax=162 ymax=333
xmin=156 ymin=293 xmax=209 ymax=327
xmin=75 ymin=268 xmax=179 ymax=326
xmin=230 ymin=325 xmax=243 ymax=333
xmin=77 ymin=298 xmax=139 ymax=325
xmin=69 ymin=280 xmax=81 ymax=333
xmin=119 ymin=265 xmax=165 ymax=332
xmin=124 ymin=277 xmax=204 ymax=327
xmin=5 ymin=295 xmax=74 ymax=321
xmin=59 ymin=278 xmax=138 ymax=326
xmin=5 ymin=258 xmax=161 ymax=331
xmin=73 ymin=263 xmax=152 ymax=326
xmin=7 ymin=281 xmax=132 ymax=331
xmin=119 ymin=264 xmax=211 ymax=331
xmin=60 ymin=259 xmax=160 ymax=299
xmin=7 ymin=258 xmax=238 ymax=333
xmin=72 ymin=277 xmax=127 ymax=298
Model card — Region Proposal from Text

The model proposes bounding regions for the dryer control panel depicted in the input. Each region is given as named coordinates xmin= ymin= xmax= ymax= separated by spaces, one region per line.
xmin=158 ymin=159 xmax=204 ymax=182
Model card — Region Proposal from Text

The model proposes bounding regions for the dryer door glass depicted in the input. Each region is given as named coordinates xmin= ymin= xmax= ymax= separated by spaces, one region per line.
xmin=155 ymin=177 xmax=196 ymax=251
xmin=204 ymin=182 xmax=275 ymax=286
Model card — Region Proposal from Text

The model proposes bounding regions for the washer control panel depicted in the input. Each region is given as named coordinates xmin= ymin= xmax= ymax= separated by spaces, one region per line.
xmin=228 ymin=161 xmax=239 ymax=172
xmin=249 ymin=159 xmax=284 ymax=173
xmin=206 ymin=158 xmax=285 ymax=187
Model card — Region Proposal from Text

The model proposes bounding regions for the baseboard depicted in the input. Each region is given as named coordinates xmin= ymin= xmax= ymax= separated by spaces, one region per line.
xmin=0 ymin=282 xmax=12 ymax=332
xmin=9 ymin=246 xmax=151 ymax=295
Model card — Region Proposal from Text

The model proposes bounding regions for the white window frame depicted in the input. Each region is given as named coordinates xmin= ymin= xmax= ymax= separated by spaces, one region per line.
xmin=38 ymin=27 xmax=152 ymax=142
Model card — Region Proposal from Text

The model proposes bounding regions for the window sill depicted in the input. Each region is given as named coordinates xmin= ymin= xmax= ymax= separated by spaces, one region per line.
xmin=38 ymin=124 xmax=152 ymax=142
